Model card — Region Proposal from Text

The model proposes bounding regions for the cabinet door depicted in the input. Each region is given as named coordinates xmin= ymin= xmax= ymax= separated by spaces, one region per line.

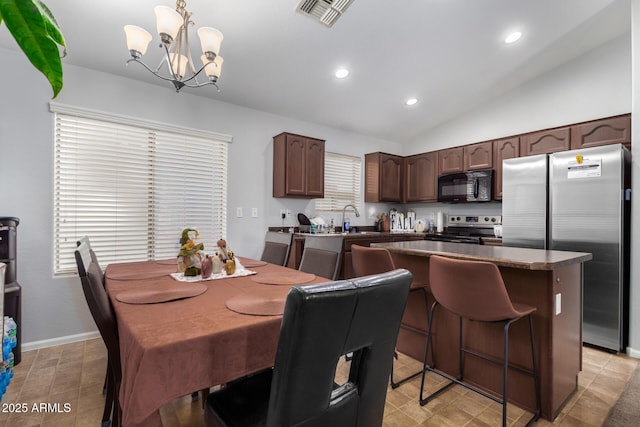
xmin=405 ymin=152 xmax=437 ymax=202
xmin=379 ymin=154 xmax=403 ymax=202
xmin=521 ymin=127 xmax=570 ymax=156
xmin=493 ymin=137 xmax=519 ymax=200
xmin=284 ymin=134 xmax=307 ymax=196
xmin=305 ymin=138 xmax=325 ymax=197
xmin=570 ymin=115 xmax=631 ymax=150
xmin=438 ymin=147 xmax=464 ymax=175
xmin=464 ymin=141 xmax=493 ymax=170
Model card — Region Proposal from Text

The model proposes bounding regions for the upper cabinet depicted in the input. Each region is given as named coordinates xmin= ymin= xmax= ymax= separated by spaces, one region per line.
xmin=438 ymin=147 xmax=464 ymax=175
xmin=273 ymin=132 xmax=325 ymax=198
xmin=464 ymin=141 xmax=493 ymax=171
xmin=361 ymin=113 xmax=630 ymax=205
xmin=365 ymin=152 xmax=403 ymax=203
xmin=493 ymin=137 xmax=520 ymax=200
xmin=520 ymin=127 xmax=570 ymax=156
xmin=571 ymin=115 xmax=631 ymax=150
xmin=404 ymin=152 xmax=438 ymax=203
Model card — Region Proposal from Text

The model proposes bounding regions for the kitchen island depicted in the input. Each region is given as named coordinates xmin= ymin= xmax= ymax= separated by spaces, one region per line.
xmin=372 ymin=240 xmax=592 ymax=421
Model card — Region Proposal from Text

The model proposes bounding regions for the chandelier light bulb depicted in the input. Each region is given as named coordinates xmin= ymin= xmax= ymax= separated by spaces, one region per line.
xmin=197 ymin=27 xmax=224 ymax=56
xmin=155 ymin=5 xmax=183 ymax=44
xmin=124 ymin=25 xmax=152 ymax=57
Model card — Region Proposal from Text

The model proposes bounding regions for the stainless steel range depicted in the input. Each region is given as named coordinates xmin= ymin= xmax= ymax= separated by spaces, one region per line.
xmin=423 ymin=214 xmax=501 ymax=244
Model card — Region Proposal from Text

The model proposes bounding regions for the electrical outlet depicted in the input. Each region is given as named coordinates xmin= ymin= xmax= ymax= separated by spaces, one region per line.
xmin=286 ymin=209 xmax=291 ymax=218
xmin=252 ymin=208 xmax=258 ymax=218
xmin=236 ymin=207 xmax=243 ymax=218
xmin=280 ymin=209 xmax=286 ymax=219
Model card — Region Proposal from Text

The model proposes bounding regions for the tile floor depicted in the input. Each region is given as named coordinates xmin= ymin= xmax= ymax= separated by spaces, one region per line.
xmin=0 ymin=339 xmax=637 ymax=426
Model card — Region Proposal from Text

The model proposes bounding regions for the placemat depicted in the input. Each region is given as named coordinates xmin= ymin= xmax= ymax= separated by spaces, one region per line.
xmin=115 ymin=282 xmax=207 ymax=304
xmin=106 ymin=271 xmax=172 ymax=281
xmin=225 ymin=287 xmax=290 ymax=315
xmin=236 ymin=257 xmax=268 ymax=268
xmin=250 ymin=271 xmax=316 ymax=285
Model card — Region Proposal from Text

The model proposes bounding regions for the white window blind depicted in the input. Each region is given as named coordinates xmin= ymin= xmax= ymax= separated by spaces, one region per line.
xmin=316 ymin=152 xmax=362 ymax=212
xmin=53 ymin=109 xmax=228 ymax=274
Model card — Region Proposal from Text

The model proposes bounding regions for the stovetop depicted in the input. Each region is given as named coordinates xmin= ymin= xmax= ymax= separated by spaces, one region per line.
xmin=424 ymin=214 xmax=501 ymax=243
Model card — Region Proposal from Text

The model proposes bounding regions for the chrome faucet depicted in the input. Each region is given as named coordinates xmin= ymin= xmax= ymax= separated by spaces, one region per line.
xmin=342 ymin=204 xmax=360 ymax=232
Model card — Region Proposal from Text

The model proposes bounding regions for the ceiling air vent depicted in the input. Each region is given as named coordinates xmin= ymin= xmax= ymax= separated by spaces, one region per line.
xmin=296 ymin=0 xmax=355 ymax=27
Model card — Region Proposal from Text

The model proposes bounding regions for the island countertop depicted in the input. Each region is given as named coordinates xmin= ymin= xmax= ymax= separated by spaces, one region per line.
xmin=372 ymin=240 xmax=592 ymax=270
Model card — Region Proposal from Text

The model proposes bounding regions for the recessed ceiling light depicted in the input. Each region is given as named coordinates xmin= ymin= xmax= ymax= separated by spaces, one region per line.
xmin=335 ymin=68 xmax=350 ymax=79
xmin=505 ymin=31 xmax=522 ymax=44
xmin=405 ymin=98 xmax=418 ymax=106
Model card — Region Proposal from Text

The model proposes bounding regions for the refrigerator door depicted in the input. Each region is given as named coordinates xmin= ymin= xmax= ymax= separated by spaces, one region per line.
xmin=549 ymin=145 xmax=629 ymax=352
xmin=502 ymin=154 xmax=548 ymax=249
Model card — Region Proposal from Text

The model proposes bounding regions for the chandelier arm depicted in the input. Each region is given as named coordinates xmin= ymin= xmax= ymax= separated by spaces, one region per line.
xmin=180 ymin=79 xmax=221 ymax=92
xmin=162 ymin=43 xmax=183 ymax=82
xmin=126 ymin=58 xmax=186 ymax=84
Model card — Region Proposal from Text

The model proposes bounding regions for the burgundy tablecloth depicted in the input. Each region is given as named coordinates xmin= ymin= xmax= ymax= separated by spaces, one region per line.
xmin=105 ymin=258 xmax=328 ymax=427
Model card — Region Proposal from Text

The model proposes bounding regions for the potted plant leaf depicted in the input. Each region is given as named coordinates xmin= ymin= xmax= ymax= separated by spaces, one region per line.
xmin=0 ymin=0 xmax=65 ymax=98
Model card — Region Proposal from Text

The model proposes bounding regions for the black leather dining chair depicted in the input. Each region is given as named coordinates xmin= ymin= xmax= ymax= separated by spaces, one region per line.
xmin=75 ymin=241 xmax=122 ymax=427
xmin=260 ymin=231 xmax=293 ymax=266
xmin=205 ymin=268 xmax=413 ymax=427
xmin=297 ymin=235 xmax=344 ymax=280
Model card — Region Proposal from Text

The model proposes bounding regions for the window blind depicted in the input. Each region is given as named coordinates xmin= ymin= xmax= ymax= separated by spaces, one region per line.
xmin=315 ymin=152 xmax=362 ymax=212
xmin=53 ymin=112 xmax=228 ymax=274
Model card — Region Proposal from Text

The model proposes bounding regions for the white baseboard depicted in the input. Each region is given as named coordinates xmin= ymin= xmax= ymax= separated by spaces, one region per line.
xmin=22 ymin=331 xmax=101 ymax=352
xmin=626 ymin=346 xmax=640 ymax=359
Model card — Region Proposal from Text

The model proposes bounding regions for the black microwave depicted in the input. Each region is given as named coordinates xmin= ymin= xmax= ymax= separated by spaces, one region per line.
xmin=437 ymin=170 xmax=493 ymax=203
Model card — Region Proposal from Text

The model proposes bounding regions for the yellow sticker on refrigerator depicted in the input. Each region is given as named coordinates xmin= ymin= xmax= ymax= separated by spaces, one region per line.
xmin=567 ymin=157 xmax=601 ymax=179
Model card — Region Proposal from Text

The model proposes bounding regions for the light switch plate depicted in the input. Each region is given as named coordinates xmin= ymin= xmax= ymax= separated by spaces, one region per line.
xmin=236 ymin=207 xmax=243 ymax=218
xmin=252 ymin=208 xmax=258 ymax=218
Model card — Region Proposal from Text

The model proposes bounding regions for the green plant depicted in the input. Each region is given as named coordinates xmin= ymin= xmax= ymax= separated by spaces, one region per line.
xmin=0 ymin=0 xmax=65 ymax=98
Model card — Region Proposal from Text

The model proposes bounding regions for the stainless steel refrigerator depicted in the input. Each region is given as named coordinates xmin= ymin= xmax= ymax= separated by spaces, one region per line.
xmin=502 ymin=144 xmax=630 ymax=352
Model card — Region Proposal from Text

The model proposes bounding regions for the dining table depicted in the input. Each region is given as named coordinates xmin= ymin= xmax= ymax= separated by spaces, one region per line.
xmin=104 ymin=256 xmax=329 ymax=427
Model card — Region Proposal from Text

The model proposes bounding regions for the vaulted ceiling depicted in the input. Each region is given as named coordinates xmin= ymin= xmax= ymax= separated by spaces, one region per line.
xmin=0 ymin=0 xmax=630 ymax=142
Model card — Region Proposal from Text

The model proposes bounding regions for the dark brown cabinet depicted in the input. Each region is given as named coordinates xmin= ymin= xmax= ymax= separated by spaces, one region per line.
xmin=571 ymin=114 xmax=631 ymax=150
xmin=520 ymin=127 xmax=570 ymax=156
xmin=438 ymin=147 xmax=464 ymax=175
xmin=492 ymin=137 xmax=520 ymax=200
xmin=404 ymin=152 xmax=438 ymax=203
xmin=365 ymin=152 xmax=403 ymax=202
xmin=464 ymin=141 xmax=493 ymax=171
xmin=273 ymin=132 xmax=325 ymax=198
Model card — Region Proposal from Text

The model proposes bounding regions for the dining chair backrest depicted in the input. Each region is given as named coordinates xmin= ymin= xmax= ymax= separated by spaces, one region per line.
xmin=77 ymin=235 xmax=102 ymax=274
xmin=74 ymin=242 xmax=121 ymax=385
xmin=260 ymin=231 xmax=293 ymax=266
xmin=298 ymin=235 xmax=344 ymax=280
xmin=429 ymin=255 xmax=521 ymax=322
xmin=267 ymin=268 xmax=413 ymax=427
xmin=351 ymin=244 xmax=395 ymax=277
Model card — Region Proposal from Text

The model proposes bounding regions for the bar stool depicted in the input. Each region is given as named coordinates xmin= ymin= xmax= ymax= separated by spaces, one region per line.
xmin=351 ymin=244 xmax=429 ymax=388
xmin=420 ymin=255 xmax=540 ymax=427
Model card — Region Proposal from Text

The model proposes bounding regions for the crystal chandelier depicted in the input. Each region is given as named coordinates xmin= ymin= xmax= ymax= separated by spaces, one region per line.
xmin=124 ymin=0 xmax=224 ymax=93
